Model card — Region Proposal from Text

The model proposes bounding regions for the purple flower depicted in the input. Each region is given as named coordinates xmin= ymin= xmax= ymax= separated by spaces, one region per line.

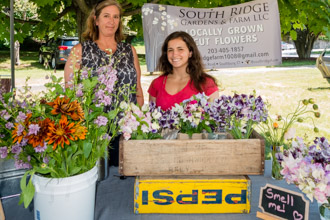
xmin=76 ymin=89 xmax=83 ymax=97
xmin=34 ymin=143 xmax=47 ymax=153
xmin=94 ymin=116 xmax=108 ymax=127
xmin=17 ymin=124 xmax=25 ymax=136
xmin=103 ymin=134 xmax=111 ymax=141
xmin=15 ymin=159 xmax=31 ymax=169
xmin=43 ymin=156 xmax=50 ymax=164
xmin=28 ymin=124 xmax=40 ymax=136
xmin=17 ymin=111 xmax=27 ymax=122
xmin=0 ymin=146 xmax=8 ymax=158
xmin=5 ymin=122 xmax=14 ymax=129
xmin=11 ymin=143 xmax=22 ymax=155
xmin=0 ymin=110 xmax=10 ymax=120
xmin=80 ymin=69 xmax=89 ymax=79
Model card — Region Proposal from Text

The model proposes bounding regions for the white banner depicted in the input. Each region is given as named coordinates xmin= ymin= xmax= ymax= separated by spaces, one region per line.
xmin=142 ymin=0 xmax=282 ymax=72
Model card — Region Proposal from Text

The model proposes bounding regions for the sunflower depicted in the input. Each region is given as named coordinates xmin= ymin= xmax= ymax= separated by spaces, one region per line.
xmin=46 ymin=115 xmax=75 ymax=150
xmin=12 ymin=113 xmax=32 ymax=144
xmin=72 ymin=122 xmax=87 ymax=141
xmin=27 ymin=118 xmax=52 ymax=148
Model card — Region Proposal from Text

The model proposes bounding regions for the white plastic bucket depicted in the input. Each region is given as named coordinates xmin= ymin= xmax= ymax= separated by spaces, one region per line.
xmin=32 ymin=166 xmax=98 ymax=220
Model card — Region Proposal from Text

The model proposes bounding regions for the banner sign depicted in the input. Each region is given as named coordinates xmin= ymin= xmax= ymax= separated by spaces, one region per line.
xmin=259 ymin=184 xmax=309 ymax=220
xmin=142 ymin=0 xmax=282 ymax=72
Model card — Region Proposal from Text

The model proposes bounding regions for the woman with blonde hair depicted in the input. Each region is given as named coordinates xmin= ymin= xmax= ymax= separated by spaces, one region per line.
xmin=64 ymin=0 xmax=144 ymax=167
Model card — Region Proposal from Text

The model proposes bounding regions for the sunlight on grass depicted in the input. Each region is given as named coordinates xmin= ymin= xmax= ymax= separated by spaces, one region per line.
xmin=215 ymin=68 xmax=330 ymax=142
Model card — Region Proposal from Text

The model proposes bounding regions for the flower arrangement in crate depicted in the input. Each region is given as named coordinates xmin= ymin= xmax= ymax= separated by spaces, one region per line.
xmin=279 ymin=137 xmax=329 ymax=219
xmin=206 ymin=91 xmax=268 ymax=139
xmin=0 ymin=57 xmax=131 ymax=207
xmin=257 ymin=98 xmax=321 ymax=180
xmin=175 ymin=93 xmax=216 ymax=138
xmin=119 ymin=102 xmax=162 ymax=140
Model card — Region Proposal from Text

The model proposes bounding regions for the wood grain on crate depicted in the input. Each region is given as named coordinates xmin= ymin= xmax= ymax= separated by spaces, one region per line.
xmin=119 ymin=131 xmax=265 ymax=176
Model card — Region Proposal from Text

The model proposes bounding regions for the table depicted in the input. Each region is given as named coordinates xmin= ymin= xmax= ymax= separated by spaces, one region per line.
xmin=1 ymin=161 xmax=321 ymax=220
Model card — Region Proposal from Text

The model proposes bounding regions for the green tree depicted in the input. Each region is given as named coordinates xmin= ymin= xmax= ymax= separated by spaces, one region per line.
xmin=278 ymin=0 xmax=329 ymax=59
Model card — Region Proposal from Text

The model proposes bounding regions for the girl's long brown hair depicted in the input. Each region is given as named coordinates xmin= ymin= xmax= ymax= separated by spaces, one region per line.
xmin=157 ymin=31 xmax=217 ymax=92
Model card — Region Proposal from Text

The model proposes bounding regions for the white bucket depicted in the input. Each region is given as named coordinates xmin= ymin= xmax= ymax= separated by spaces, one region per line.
xmin=32 ymin=166 xmax=98 ymax=220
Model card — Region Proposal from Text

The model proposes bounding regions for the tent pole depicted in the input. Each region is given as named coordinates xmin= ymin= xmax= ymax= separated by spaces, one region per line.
xmin=10 ymin=0 xmax=15 ymax=91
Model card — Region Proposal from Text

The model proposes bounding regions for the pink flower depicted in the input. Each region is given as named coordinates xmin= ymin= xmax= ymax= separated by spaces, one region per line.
xmin=123 ymin=132 xmax=131 ymax=140
xmin=314 ymin=188 xmax=328 ymax=203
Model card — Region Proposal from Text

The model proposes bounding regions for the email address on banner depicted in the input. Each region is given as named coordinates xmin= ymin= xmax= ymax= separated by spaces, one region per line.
xmin=203 ymin=51 xmax=270 ymax=62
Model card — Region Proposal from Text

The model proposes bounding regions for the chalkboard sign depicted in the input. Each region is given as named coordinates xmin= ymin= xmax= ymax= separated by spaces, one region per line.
xmin=259 ymin=184 xmax=309 ymax=220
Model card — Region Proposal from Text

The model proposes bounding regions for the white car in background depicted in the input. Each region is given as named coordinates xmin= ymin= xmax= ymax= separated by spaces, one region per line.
xmin=281 ymin=41 xmax=295 ymax=50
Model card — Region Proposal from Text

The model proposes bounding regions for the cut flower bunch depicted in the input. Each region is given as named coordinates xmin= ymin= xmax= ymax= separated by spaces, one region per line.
xmin=119 ymin=92 xmax=268 ymax=140
xmin=0 ymin=55 xmax=132 ymax=208
xmin=280 ymin=137 xmax=329 ymax=218
xmin=257 ymin=98 xmax=321 ymax=180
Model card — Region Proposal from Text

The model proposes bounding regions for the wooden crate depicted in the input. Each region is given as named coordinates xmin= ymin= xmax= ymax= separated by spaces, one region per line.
xmin=134 ymin=175 xmax=250 ymax=214
xmin=119 ymin=131 xmax=265 ymax=176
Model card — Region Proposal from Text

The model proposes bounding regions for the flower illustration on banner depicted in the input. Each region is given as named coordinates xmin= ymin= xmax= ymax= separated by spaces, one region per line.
xmin=142 ymin=4 xmax=178 ymax=31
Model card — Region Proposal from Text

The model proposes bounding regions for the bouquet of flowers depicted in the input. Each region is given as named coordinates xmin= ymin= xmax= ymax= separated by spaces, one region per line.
xmin=258 ymin=98 xmax=320 ymax=179
xmin=119 ymin=102 xmax=162 ymax=140
xmin=0 ymin=57 xmax=131 ymax=207
xmin=280 ymin=137 xmax=329 ymax=218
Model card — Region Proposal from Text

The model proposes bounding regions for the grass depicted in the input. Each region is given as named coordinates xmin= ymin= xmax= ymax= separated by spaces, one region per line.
xmin=1 ymin=50 xmax=329 ymax=156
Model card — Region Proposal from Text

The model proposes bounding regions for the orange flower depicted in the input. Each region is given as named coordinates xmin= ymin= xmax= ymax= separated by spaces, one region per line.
xmin=12 ymin=123 xmax=27 ymax=144
xmin=273 ymin=122 xmax=279 ymax=129
xmin=12 ymin=113 xmax=32 ymax=144
xmin=47 ymin=97 xmax=84 ymax=121
xmin=27 ymin=118 xmax=52 ymax=148
xmin=68 ymin=100 xmax=84 ymax=121
xmin=46 ymin=115 xmax=75 ymax=150
xmin=72 ymin=123 xmax=87 ymax=140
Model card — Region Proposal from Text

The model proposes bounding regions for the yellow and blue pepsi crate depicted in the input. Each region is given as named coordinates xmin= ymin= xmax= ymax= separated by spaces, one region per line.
xmin=134 ymin=175 xmax=250 ymax=214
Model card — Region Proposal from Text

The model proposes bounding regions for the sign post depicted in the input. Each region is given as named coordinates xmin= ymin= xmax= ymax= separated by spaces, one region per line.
xmin=258 ymin=184 xmax=309 ymax=220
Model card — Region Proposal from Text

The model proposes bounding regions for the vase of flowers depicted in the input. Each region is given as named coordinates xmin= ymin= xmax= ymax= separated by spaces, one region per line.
xmin=280 ymin=137 xmax=329 ymax=219
xmin=258 ymin=98 xmax=320 ymax=180
xmin=0 ymin=56 xmax=130 ymax=219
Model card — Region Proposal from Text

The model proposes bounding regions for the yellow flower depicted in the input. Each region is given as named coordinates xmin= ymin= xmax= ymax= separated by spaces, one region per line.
xmin=72 ymin=123 xmax=87 ymax=141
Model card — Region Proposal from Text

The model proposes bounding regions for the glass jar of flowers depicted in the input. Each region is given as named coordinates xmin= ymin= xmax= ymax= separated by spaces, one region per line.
xmin=258 ymin=98 xmax=321 ymax=180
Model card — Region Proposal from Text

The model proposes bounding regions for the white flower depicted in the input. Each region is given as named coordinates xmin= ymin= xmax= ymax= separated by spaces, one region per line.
xmin=120 ymin=101 xmax=128 ymax=110
xmin=159 ymin=5 xmax=165 ymax=11
xmin=130 ymin=103 xmax=140 ymax=112
xmin=284 ymin=127 xmax=296 ymax=140
xmin=152 ymin=17 xmax=159 ymax=25
xmin=152 ymin=111 xmax=162 ymax=120
xmin=141 ymin=104 xmax=149 ymax=112
xmin=151 ymin=122 xmax=160 ymax=130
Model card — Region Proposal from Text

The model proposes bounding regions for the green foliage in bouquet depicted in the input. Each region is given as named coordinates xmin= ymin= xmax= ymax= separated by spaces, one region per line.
xmin=0 ymin=57 xmax=133 ymax=207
